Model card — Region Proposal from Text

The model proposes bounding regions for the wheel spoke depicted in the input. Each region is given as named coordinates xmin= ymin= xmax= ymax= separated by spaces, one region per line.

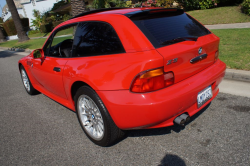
xmin=78 ymin=95 xmax=104 ymax=141
xmin=21 ymin=69 xmax=30 ymax=91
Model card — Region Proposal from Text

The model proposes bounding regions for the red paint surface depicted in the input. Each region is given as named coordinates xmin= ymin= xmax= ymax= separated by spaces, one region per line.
xmin=18 ymin=8 xmax=226 ymax=130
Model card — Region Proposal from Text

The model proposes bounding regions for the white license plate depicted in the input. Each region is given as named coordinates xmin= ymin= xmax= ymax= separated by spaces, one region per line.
xmin=197 ymin=86 xmax=213 ymax=108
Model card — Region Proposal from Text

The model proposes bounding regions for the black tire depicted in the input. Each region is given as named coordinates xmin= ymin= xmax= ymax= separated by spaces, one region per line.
xmin=20 ymin=65 xmax=39 ymax=95
xmin=74 ymin=86 xmax=125 ymax=146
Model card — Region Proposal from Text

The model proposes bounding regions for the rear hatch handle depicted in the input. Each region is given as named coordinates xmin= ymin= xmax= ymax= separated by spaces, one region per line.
xmin=190 ymin=54 xmax=208 ymax=64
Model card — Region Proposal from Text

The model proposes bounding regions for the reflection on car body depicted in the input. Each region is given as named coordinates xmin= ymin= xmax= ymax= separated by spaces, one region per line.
xmin=18 ymin=8 xmax=226 ymax=146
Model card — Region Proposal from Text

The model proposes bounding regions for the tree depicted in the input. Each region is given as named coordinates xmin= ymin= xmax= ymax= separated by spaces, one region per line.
xmin=71 ymin=0 xmax=86 ymax=17
xmin=6 ymin=0 xmax=29 ymax=42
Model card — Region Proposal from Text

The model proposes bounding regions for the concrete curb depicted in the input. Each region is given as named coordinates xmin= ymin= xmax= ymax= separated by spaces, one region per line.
xmin=224 ymin=69 xmax=250 ymax=82
xmin=0 ymin=47 xmax=250 ymax=83
xmin=0 ymin=47 xmax=33 ymax=53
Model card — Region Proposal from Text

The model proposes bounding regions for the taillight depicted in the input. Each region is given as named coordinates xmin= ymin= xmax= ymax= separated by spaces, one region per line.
xmin=214 ymin=50 xmax=219 ymax=62
xmin=130 ymin=68 xmax=174 ymax=93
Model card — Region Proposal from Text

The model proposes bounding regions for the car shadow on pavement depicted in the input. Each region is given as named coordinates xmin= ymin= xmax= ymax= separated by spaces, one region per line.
xmin=0 ymin=50 xmax=26 ymax=58
xmin=127 ymin=102 xmax=211 ymax=138
xmin=159 ymin=154 xmax=187 ymax=166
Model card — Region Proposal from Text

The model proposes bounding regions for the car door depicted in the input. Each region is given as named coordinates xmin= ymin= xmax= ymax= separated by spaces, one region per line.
xmin=31 ymin=24 xmax=77 ymax=99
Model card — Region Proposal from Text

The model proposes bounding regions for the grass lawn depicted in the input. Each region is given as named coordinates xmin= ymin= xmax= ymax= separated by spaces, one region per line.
xmin=187 ymin=6 xmax=250 ymax=25
xmin=211 ymin=28 xmax=250 ymax=70
xmin=0 ymin=36 xmax=71 ymax=50
xmin=28 ymin=32 xmax=50 ymax=38
xmin=27 ymin=27 xmax=73 ymax=38
xmin=0 ymin=38 xmax=47 ymax=49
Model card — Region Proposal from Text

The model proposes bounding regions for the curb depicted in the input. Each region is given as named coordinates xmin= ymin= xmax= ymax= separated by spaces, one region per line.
xmin=0 ymin=47 xmax=250 ymax=83
xmin=224 ymin=69 xmax=250 ymax=82
xmin=0 ymin=47 xmax=33 ymax=53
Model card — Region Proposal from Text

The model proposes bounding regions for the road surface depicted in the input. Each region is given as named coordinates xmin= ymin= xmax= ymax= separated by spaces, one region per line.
xmin=0 ymin=50 xmax=249 ymax=166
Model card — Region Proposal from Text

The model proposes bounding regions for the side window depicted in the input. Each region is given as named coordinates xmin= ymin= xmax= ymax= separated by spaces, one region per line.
xmin=43 ymin=24 xmax=77 ymax=57
xmin=72 ymin=22 xmax=125 ymax=57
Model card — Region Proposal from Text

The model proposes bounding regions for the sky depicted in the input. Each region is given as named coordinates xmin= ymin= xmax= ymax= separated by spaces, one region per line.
xmin=0 ymin=0 xmax=6 ymax=17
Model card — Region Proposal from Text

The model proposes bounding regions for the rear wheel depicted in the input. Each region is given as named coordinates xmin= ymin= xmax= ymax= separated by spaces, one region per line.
xmin=75 ymin=86 xmax=125 ymax=146
xmin=20 ymin=66 xmax=38 ymax=95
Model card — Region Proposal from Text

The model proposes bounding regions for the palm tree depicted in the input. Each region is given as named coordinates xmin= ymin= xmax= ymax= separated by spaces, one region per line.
xmin=6 ymin=0 xmax=29 ymax=42
xmin=71 ymin=0 xmax=86 ymax=17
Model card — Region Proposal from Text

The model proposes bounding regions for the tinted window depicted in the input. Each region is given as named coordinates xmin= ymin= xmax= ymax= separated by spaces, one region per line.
xmin=131 ymin=12 xmax=211 ymax=48
xmin=72 ymin=22 xmax=125 ymax=57
xmin=43 ymin=24 xmax=77 ymax=57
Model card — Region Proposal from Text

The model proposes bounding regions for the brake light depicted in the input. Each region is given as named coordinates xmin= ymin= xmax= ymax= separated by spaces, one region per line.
xmin=130 ymin=68 xmax=174 ymax=93
xmin=214 ymin=51 xmax=219 ymax=62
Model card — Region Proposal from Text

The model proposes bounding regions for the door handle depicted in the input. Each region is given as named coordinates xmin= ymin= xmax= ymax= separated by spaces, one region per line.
xmin=53 ymin=67 xmax=61 ymax=72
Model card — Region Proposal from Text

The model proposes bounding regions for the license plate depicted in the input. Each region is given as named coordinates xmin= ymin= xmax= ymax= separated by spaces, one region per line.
xmin=197 ymin=86 xmax=213 ymax=108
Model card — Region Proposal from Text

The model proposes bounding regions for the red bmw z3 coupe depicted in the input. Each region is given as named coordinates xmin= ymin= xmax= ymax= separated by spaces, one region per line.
xmin=18 ymin=8 xmax=226 ymax=146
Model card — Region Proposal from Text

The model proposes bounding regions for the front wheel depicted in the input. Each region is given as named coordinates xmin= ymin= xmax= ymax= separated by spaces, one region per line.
xmin=75 ymin=86 xmax=125 ymax=146
xmin=20 ymin=66 xmax=39 ymax=95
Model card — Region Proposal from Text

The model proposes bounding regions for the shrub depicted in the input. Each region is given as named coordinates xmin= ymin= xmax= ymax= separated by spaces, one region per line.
xmin=28 ymin=30 xmax=40 ymax=35
xmin=241 ymin=0 xmax=250 ymax=15
xmin=177 ymin=0 xmax=219 ymax=10
xmin=40 ymin=23 xmax=53 ymax=33
xmin=219 ymin=0 xmax=243 ymax=6
xmin=3 ymin=18 xmax=29 ymax=36
xmin=52 ymin=20 xmax=64 ymax=29
xmin=0 ymin=25 xmax=7 ymax=37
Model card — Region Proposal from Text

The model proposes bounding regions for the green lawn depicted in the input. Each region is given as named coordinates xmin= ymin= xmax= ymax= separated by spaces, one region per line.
xmin=0 ymin=38 xmax=47 ymax=49
xmin=211 ymin=28 xmax=250 ymax=70
xmin=27 ymin=27 xmax=73 ymax=38
xmin=187 ymin=6 xmax=250 ymax=25
xmin=28 ymin=32 xmax=50 ymax=38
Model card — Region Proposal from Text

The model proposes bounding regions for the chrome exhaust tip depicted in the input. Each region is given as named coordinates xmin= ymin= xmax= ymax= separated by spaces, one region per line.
xmin=174 ymin=113 xmax=190 ymax=126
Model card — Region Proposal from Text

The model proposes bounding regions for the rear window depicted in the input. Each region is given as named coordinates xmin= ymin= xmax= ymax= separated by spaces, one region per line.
xmin=130 ymin=12 xmax=211 ymax=48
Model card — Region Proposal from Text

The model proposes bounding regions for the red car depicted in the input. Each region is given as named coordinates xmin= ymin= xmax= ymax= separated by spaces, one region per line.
xmin=18 ymin=8 xmax=226 ymax=146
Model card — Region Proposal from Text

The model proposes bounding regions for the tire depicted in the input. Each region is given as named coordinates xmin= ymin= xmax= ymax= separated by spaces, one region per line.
xmin=20 ymin=65 xmax=39 ymax=95
xmin=74 ymin=86 xmax=125 ymax=146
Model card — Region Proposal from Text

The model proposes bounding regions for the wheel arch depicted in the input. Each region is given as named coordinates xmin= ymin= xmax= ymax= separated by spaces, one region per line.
xmin=18 ymin=62 xmax=24 ymax=72
xmin=70 ymin=81 xmax=91 ymax=104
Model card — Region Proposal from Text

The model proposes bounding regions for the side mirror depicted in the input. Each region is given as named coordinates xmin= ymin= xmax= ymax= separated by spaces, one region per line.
xmin=32 ymin=49 xmax=45 ymax=60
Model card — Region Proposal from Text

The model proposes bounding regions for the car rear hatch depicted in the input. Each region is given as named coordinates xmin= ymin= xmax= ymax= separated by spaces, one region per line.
xmin=126 ymin=8 xmax=220 ymax=83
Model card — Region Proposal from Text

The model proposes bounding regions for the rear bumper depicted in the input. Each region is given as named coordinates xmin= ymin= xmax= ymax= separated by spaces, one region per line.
xmin=97 ymin=60 xmax=226 ymax=130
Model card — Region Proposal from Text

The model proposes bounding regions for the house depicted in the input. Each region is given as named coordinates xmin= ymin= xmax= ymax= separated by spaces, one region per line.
xmin=2 ymin=0 xmax=58 ymax=26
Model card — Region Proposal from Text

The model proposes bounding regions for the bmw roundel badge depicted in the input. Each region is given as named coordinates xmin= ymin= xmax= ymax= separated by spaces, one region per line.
xmin=198 ymin=47 xmax=202 ymax=54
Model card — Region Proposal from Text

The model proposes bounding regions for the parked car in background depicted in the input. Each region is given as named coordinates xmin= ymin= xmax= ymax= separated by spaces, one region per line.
xmin=18 ymin=8 xmax=226 ymax=146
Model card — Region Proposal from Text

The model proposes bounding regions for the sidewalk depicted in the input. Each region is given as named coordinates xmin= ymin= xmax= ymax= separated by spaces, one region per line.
xmin=205 ymin=22 xmax=250 ymax=29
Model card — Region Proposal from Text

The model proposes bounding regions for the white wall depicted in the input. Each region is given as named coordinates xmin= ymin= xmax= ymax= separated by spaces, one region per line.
xmin=22 ymin=0 xmax=58 ymax=27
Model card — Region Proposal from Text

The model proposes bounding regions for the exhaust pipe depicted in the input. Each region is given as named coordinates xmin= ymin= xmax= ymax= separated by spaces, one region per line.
xmin=174 ymin=113 xmax=190 ymax=126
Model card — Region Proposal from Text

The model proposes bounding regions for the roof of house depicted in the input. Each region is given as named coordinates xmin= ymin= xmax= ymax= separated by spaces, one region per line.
xmin=2 ymin=0 xmax=23 ymax=14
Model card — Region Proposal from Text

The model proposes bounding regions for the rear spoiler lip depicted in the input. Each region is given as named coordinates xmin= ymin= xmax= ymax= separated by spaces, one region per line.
xmin=124 ymin=8 xmax=184 ymax=19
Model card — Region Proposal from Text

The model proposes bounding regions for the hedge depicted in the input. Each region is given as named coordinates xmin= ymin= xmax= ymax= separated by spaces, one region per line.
xmin=52 ymin=20 xmax=64 ymax=29
xmin=3 ymin=18 xmax=29 ymax=36
xmin=241 ymin=0 xmax=250 ymax=15
xmin=40 ymin=23 xmax=53 ymax=33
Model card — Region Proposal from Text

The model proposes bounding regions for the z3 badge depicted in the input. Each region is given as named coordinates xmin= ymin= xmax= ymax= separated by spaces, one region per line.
xmin=166 ymin=58 xmax=178 ymax=65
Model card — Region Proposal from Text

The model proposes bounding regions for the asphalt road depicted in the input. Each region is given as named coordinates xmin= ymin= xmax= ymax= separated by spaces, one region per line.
xmin=0 ymin=50 xmax=249 ymax=166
